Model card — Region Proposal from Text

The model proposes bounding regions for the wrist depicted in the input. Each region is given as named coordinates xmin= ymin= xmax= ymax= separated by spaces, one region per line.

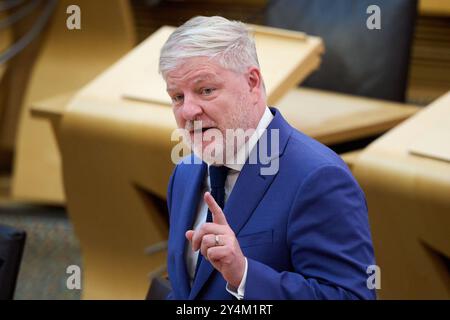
xmin=229 ymin=257 xmax=246 ymax=288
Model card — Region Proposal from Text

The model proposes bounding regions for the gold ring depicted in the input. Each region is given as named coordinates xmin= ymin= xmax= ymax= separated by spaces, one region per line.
xmin=215 ymin=235 xmax=220 ymax=246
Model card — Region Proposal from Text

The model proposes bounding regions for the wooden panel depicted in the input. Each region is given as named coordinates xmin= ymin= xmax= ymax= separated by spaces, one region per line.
xmin=420 ymin=0 xmax=450 ymax=16
xmin=277 ymin=87 xmax=419 ymax=145
xmin=11 ymin=0 xmax=135 ymax=204
xmin=408 ymin=15 xmax=450 ymax=104
xmin=410 ymin=126 xmax=450 ymax=162
xmin=353 ymin=91 xmax=450 ymax=299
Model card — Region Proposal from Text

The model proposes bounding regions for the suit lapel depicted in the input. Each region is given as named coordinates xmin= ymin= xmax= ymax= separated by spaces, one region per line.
xmin=188 ymin=108 xmax=291 ymax=299
xmin=173 ymin=158 xmax=207 ymax=299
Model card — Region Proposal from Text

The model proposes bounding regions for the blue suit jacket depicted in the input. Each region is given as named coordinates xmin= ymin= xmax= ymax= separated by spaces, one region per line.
xmin=166 ymin=108 xmax=376 ymax=299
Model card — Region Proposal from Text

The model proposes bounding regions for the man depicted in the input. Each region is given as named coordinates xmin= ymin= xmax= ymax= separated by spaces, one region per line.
xmin=159 ymin=16 xmax=376 ymax=299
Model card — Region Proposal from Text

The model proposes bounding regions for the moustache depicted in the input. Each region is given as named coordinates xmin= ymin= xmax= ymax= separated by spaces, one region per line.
xmin=185 ymin=120 xmax=218 ymax=132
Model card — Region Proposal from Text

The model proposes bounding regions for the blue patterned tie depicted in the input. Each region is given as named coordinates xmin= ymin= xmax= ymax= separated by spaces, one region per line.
xmin=206 ymin=165 xmax=229 ymax=222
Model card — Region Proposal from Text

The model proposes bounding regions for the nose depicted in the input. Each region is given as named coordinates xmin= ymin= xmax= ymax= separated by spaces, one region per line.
xmin=181 ymin=94 xmax=203 ymax=121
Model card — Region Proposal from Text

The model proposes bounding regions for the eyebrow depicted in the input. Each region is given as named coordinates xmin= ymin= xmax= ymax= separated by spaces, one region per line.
xmin=193 ymin=74 xmax=218 ymax=83
xmin=166 ymin=74 xmax=220 ymax=92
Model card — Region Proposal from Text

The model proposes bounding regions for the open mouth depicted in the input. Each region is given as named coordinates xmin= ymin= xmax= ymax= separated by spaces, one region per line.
xmin=191 ymin=127 xmax=214 ymax=134
xmin=188 ymin=126 xmax=218 ymax=140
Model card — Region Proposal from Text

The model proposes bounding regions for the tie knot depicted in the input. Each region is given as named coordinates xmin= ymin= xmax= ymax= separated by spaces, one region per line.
xmin=209 ymin=165 xmax=229 ymax=188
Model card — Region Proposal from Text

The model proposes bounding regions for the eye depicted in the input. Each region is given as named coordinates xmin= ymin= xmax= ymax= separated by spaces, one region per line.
xmin=201 ymin=87 xmax=215 ymax=96
xmin=171 ymin=94 xmax=184 ymax=104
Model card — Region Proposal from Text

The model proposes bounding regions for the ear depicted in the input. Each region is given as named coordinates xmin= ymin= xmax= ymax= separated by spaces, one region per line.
xmin=246 ymin=67 xmax=263 ymax=94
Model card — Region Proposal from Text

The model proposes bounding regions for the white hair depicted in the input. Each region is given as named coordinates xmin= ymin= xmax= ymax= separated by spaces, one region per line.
xmin=159 ymin=16 xmax=261 ymax=78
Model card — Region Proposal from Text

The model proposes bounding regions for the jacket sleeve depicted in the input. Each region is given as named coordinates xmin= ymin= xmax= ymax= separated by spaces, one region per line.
xmin=166 ymin=165 xmax=177 ymax=219
xmin=165 ymin=165 xmax=177 ymax=300
xmin=244 ymin=165 xmax=376 ymax=300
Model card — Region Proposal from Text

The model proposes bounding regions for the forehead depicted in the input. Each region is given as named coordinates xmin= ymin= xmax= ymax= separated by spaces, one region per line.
xmin=165 ymin=57 xmax=230 ymax=89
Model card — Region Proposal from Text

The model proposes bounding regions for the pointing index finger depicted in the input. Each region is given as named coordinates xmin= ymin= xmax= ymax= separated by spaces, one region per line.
xmin=204 ymin=192 xmax=227 ymax=225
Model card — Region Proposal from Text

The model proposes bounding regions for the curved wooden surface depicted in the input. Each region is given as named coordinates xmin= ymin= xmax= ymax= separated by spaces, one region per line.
xmin=353 ymin=92 xmax=450 ymax=299
xmin=0 ymin=2 xmax=49 ymax=153
xmin=61 ymin=98 xmax=174 ymax=299
xmin=278 ymin=87 xmax=418 ymax=145
xmin=11 ymin=0 xmax=135 ymax=204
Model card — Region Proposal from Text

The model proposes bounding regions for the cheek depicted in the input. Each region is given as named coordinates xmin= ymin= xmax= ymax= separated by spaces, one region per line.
xmin=205 ymin=90 xmax=246 ymax=126
xmin=173 ymin=109 xmax=185 ymax=127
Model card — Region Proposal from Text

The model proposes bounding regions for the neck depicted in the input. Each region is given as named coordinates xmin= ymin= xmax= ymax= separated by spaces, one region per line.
xmin=250 ymin=101 xmax=267 ymax=130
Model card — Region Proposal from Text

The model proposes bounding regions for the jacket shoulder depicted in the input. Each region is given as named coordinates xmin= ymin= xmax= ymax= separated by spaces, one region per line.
xmin=284 ymin=129 xmax=351 ymax=176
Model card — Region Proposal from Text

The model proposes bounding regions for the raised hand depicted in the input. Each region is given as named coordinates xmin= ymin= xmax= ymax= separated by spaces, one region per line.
xmin=186 ymin=192 xmax=246 ymax=288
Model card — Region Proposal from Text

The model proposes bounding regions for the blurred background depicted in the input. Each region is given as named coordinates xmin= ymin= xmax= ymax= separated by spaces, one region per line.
xmin=0 ymin=0 xmax=449 ymax=300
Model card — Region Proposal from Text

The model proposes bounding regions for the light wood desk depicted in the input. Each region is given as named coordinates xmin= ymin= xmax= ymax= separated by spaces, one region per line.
xmin=420 ymin=0 xmax=450 ymax=16
xmin=11 ymin=0 xmax=135 ymax=204
xmin=278 ymin=87 xmax=419 ymax=145
xmin=353 ymin=91 xmax=450 ymax=299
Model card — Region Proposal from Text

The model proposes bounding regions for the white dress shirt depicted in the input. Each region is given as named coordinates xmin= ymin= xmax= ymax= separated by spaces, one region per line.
xmin=185 ymin=107 xmax=274 ymax=299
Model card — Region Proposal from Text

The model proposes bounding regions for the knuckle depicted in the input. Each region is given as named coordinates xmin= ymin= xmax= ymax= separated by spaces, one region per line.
xmin=206 ymin=248 xmax=213 ymax=259
xmin=202 ymin=223 xmax=213 ymax=232
xmin=206 ymin=235 xmax=213 ymax=246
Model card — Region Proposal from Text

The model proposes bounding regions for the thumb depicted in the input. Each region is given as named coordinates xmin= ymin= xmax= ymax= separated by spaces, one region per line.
xmin=185 ymin=230 xmax=194 ymax=242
